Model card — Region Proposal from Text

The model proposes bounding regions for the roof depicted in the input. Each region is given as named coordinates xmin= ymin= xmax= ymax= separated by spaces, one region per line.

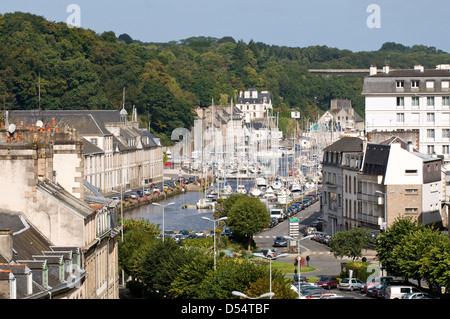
xmin=37 ymin=179 xmax=95 ymax=219
xmin=363 ymin=68 xmax=450 ymax=94
xmin=362 ymin=143 xmax=390 ymax=176
xmin=323 ymin=137 xmax=364 ymax=153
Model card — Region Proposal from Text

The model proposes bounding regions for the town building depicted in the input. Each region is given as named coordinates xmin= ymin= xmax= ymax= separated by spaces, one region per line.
xmin=6 ymin=108 xmax=163 ymax=195
xmin=363 ymin=65 xmax=450 ymax=163
xmin=235 ymin=88 xmax=273 ymax=123
xmin=321 ymin=136 xmax=445 ymax=235
xmin=0 ymin=124 xmax=120 ymax=299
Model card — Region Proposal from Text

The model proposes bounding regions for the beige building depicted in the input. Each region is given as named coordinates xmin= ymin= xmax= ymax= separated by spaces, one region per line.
xmin=0 ymin=124 xmax=120 ymax=299
xmin=8 ymin=108 xmax=163 ymax=195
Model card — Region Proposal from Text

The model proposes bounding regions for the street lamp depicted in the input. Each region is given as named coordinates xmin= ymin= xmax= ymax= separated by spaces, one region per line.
xmin=375 ymin=190 xmax=395 ymax=231
xmin=285 ymin=235 xmax=314 ymax=299
xmin=254 ymin=252 xmax=288 ymax=298
xmin=152 ymin=202 xmax=174 ymax=241
xmin=111 ymin=189 xmax=131 ymax=242
xmin=201 ymin=216 xmax=228 ymax=270
xmin=232 ymin=291 xmax=275 ymax=299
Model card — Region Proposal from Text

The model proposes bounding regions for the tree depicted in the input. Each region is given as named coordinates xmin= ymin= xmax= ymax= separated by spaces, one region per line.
xmin=140 ymin=238 xmax=204 ymax=298
xmin=224 ymin=195 xmax=270 ymax=250
xmin=376 ymin=217 xmax=424 ymax=277
xmin=329 ymin=227 xmax=371 ymax=260
xmin=118 ymin=218 xmax=159 ymax=280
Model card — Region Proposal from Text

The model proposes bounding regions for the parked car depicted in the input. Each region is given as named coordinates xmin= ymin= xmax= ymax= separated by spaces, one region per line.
xmin=273 ymin=236 xmax=287 ymax=247
xmin=293 ymin=274 xmax=307 ymax=284
xmin=363 ymin=276 xmax=393 ymax=293
xmin=270 ymin=217 xmax=279 ymax=228
xmin=253 ymin=248 xmax=277 ymax=258
xmin=305 ymin=291 xmax=339 ymax=299
xmin=385 ymin=285 xmax=422 ymax=299
xmin=316 ymin=276 xmax=339 ymax=289
xmin=402 ymin=292 xmax=439 ymax=299
xmin=338 ymin=278 xmax=364 ymax=291
xmin=366 ymin=282 xmax=385 ymax=298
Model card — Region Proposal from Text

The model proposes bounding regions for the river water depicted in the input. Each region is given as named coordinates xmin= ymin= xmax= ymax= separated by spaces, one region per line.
xmin=124 ymin=179 xmax=256 ymax=232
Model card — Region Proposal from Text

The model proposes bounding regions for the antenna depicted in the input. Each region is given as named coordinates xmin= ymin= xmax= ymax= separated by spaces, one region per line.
xmin=38 ymin=71 xmax=41 ymax=111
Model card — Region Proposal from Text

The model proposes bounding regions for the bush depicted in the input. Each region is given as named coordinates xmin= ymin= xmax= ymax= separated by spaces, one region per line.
xmin=340 ymin=261 xmax=371 ymax=282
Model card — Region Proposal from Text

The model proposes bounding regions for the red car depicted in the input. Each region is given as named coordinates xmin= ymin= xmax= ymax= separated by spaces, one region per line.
xmin=315 ymin=276 xmax=339 ymax=289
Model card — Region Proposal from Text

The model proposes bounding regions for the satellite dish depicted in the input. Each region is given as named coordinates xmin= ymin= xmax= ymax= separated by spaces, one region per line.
xmin=7 ymin=123 xmax=16 ymax=134
xmin=36 ymin=120 xmax=44 ymax=128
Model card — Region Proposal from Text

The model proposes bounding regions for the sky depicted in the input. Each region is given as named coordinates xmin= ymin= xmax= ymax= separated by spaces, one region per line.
xmin=1 ymin=0 xmax=450 ymax=52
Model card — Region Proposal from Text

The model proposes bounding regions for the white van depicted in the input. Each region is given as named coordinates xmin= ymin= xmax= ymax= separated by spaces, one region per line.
xmin=270 ymin=208 xmax=285 ymax=222
xmin=385 ymin=286 xmax=422 ymax=299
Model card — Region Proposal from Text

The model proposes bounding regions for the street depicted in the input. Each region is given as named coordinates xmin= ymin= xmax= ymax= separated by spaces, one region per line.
xmin=254 ymin=201 xmax=374 ymax=299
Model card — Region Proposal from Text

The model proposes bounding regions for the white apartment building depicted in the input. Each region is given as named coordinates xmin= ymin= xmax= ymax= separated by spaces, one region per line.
xmin=236 ymin=88 xmax=272 ymax=123
xmin=363 ymin=65 xmax=450 ymax=162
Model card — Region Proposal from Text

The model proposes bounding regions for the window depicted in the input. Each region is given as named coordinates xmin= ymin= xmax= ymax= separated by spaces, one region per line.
xmin=90 ymin=138 xmax=97 ymax=145
xmin=411 ymin=112 xmax=420 ymax=124
xmin=396 ymin=113 xmax=405 ymax=123
xmin=426 ymin=113 xmax=435 ymax=123
xmin=411 ymin=80 xmax=420 ymax=88
xmin=411 ymin=97 xmax=420 ymax=108
xmin=443 ymin=129 xmax=450 ymax=139
xmin=427 ymin=97 xmax=435 ymax=107
xmin=396 ymin=97 xmax=405 ymax=108
xmin=405 ymin=169 xmax=418 ymax=175
xmin=396 ymin=80 xmax=404 ymax=88
xmin=405 ymin=189 xmax=418 ymax=195
xmin=405 ymin=208 xmax=418 ymax=214
xmin=442 ymin=81 xmax=449 ymax=89
xmin=443 ymin=96 xmax=450 ymax=107
xmin=427 ymin=145 xmax=435 ymax=155
xmin=427 ymin=129 xmax=435 ymax=139
xmin=443 ymin=145 xmax=450 ymax=154
xmin=426 ymin=81 xmax=435 ymax=89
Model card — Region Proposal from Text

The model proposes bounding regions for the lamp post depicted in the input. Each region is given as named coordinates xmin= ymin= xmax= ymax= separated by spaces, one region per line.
xmin=232 ymin=291 xmax=275 ymax=299
xmin=254 ymin=252 xmax=288 ymax=298
xmin=152 ymin=202 xmax=174 ymax=241
xmin=285 ymin=235 xmax=314 ymax=299
xmin=375 ymin=190 xmax=395 ymax=231
xmin=201 ymin=216 xmax=228 ymax=270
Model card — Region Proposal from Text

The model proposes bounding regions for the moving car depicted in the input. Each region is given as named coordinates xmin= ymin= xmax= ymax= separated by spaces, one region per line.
xmin=273 ymin=236 xmax=287 ymax=247
xmin=338 ymin=278 xmax=364 ymax=291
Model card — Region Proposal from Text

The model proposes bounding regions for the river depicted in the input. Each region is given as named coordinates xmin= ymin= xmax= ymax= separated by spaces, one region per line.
xmin=124 ymin=179 xmax=257 ymax=232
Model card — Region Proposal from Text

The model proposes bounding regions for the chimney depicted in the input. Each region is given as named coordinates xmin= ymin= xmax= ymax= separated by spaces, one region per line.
xmin=369 ymin=65 xmax=377 ymax=76
xmin=383 ymin=65 xmax=390 ymax=74
xmin=407 ymin=141 xmax=413 ymax=152
xmin=414 ymin=65 xmax=424 ymax=72
xmin=0 ymin=230 xmax=13 ymax=262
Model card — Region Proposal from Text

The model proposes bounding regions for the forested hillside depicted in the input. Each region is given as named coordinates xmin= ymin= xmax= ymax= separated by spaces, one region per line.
xmin=1 ymin=12 xmax=450 ymax=142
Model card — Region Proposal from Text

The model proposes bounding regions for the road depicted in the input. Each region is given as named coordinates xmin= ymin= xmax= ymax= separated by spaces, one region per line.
xmin=254 ymin=201 xmax=373 ymax=299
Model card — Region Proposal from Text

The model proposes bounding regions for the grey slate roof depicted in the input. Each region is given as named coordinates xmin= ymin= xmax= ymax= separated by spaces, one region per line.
xmin=363 ymin=69 xmax=450 ymax=94
xmin=323 ymin=137 xmax=364 ymax=153
xmin=237 ymin=88 xmax=272 ymax=104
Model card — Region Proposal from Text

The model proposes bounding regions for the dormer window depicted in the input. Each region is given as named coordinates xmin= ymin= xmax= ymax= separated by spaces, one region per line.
xmin=396 ymin=81 xmax=404 ymax=88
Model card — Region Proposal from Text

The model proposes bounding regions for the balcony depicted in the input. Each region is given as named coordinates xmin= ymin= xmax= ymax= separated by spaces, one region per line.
xmin=356 ymin=193 xmax=378 ymax=203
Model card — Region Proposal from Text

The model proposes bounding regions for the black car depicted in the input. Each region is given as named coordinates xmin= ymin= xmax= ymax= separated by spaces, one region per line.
xmin=273 ymin=236 xmax=287 ymax=247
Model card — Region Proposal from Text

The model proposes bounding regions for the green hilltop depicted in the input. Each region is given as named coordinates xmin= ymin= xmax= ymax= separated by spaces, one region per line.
xmin=1 ymin=11 xmax=450 ymax=142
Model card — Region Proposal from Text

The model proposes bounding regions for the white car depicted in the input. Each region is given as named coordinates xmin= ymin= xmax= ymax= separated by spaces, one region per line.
xmin=338 ymin=278 xmax=364 ymax=291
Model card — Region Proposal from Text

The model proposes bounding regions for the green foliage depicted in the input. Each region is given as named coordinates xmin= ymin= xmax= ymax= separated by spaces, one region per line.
xmin=220 ymin=194 xmax=270 ymax=250
xmin=118 ymin=218 xmax=160 ymax=280
xmin=329 ymin=227 xmax=371 ymax=260
xmin=376 ymin=217 xmax=450 ymax=292
xmin=3 ymin=12 xmax=450 ymax=143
